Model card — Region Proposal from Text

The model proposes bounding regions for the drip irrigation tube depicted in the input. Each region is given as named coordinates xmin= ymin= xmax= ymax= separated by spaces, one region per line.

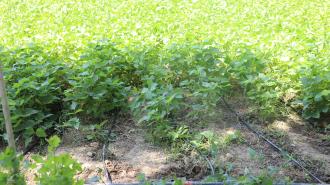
xmin=95 ymin=101 xmax=327 ymax=185
xmin=186 ymin=139 xmax=215 ymax=176
xmin=102 ymin=111 xmax=120 ymax=185
xmin=220 ymin=96 xmax=325 ymax=184
xmin=103 ymin=144 xmax=112 ymax=185
xmin=86 ymin=182 xmax=327 ymax=185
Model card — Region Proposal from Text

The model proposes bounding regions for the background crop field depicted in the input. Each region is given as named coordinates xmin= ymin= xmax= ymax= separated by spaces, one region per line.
xmin=0 ymin=0 xmax=329 ymax=156
xmin=1 ymin=0 xmax=330 ymax=184
xmin=1 ymin=0 xmax=329 ymax=54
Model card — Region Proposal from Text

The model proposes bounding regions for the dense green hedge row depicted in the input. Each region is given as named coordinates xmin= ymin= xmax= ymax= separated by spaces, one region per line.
xmin=0 ymin=40 xmax=329 ymax=146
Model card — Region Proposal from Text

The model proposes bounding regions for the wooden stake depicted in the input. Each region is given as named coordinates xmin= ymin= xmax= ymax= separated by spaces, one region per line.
xmin=0 ymin=63 xmax=16 ymax=151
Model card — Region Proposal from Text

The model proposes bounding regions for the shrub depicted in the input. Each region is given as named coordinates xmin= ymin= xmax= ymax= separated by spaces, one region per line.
xmin=64 ymin=42 xmax=130 ymax=117
xmin=298 ymin=61 xmax=330 ymax=119
xmin=0 ymin=46 xmax=68 ymax=146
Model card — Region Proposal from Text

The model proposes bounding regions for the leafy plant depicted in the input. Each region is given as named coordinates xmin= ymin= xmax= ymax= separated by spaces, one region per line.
xmin=168 ymin=125 xmax=191 ymax=143
xmin=64 ymin=43 xmax=129 ymax=117
xmin=0 ymin=46 xmax=68 ymax=146
xmin=0 ymin=148 xmax=25 ymax=185
xmin=0 ymin=136 xmax=83 ymax=185
xmin=297 ymin=61 xmax=330 ymax=119
xmin=229 ymin=51 xmax=282 ymax=118
xmin=61 ymin=117 xmax=80 ymax=130
xmin=31 ymin=135 xmax=83 ymax=185
xmin=130 ymin=82 xmax=184 ymax=124
xmin=204 ymin=165 xmax=290 ymax=185
xmin=82 ymin=120 xmax=109 ymax=142
xmin=223 ymin=130 xmax=244 ymax=145
xmin=191 ymin=131 xmax=220 ymax=157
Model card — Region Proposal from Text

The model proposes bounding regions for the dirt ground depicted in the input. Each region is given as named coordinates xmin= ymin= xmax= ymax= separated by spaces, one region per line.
xmin=20 ymin=96 xmax=330 ymax=184
xmin=53 ymin=117 xmax=208 ymax=184
xmin=216 ymin=96 xmax=330 ymax=183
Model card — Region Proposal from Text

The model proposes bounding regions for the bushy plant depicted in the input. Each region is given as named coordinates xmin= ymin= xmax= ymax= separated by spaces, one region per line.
xmin=0 ymin=46 xmax=68 ymax=146
xmin=0 ymin=136 xmax=83 ymax=185
xmin=130 ymin=82 xmax=184 ymax=124
xmin=31 ymin=135 xmax=83 ymax=185
xmin=64 ymin=42 xmax=130 ymax=117
xmin=229 ymin=50 xmax=282 ymax=118
xmin=0 ymin=148 xmax=25 ymax=185
xmin=191 ymin=131 xmax=220 ymax=157
xmin=298 ymin=61 xmax=330 ymax=119
xmin=0 ymin=0 xmax=329 ymax=129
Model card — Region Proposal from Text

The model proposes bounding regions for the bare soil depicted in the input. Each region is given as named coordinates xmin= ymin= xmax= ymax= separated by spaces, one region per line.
xmin=21 ymin=96 xmax=330 ymax=184
xmin=216 ymin=96 xmax=330 ymax=183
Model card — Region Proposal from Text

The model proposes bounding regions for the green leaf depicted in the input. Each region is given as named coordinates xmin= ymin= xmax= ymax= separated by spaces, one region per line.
xmin=248 ymin=148 xmax=257 ymax=159
xmin=261 ymin=176 xmax=273 ymax=185
xmin=173 ymin=177 xmax=184 ymax=185
xmin=36 ymin=128 xmax=47 ymax=138
xmin=47 ymin=135 xmax=61 ymax=152
xmin=63 ymin=117 xmax=80 ymax=130
xmin=20 ymin=108 xmax=39 ymax=117
xmin=24 ymin=137 xmax=33 ymax=147
xmin=321 ymin=90 xmax=330 ymax=96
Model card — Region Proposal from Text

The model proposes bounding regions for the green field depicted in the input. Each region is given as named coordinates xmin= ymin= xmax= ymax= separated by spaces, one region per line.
xmin=2 ymin=0 xmax=329 ymax=54
xmin=0 ymin=0 xmax=329 ymax=183
xmin=1 ymin=0 xmax=329 ymax=145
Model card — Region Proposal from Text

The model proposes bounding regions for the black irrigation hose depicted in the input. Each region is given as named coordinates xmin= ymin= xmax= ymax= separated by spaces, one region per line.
xmin=87 ymin=182 xmax=326 ymax=185
xmin=102 ymin=112 xmax=121 ymax=185
xmin=220 ymin=96 xmax=325 ymax=184
xmin=103 ymin=144 xmax=113 ymax=185
xmin=185 ymin=139 xmax=215 ymax=176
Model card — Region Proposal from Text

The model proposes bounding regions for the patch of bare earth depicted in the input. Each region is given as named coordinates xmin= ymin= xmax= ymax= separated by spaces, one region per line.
xmin=210 ymin=99 xmax=300 ymax=182
xmin=214 ymin=95 xmax=330 ymax=183
xmin=52 ymin=117 xmax=205 ymax=184
xmin=267 ymin=114 xmax=330 ymax=182
xmin=53 ymin=123 xmax=163 ymax=183
xmin=22 ymin=94 xmax=329 ymax=184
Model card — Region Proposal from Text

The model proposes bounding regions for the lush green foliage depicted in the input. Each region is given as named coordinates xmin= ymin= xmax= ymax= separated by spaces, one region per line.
xmin=0 ymin=1 xmax=328 ymax=183
xmin=64 ymin=43 xmax=129 ymax=117
xmin=0 ymin=0 xmax=329 ymax=146
xmin=298 ymin=61 xmax=330 ymax=118
xmin=0 ymin=46 xmax=68 ymax=146
xmin=31 ymin=135 xmax=83 ymax=185
xmin=0 ymin=148 xmax=25 ymax=185
xmin=0 ymin=136 xmax=83 ymax=185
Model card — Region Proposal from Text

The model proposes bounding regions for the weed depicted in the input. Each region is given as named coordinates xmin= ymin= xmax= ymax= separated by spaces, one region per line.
xmin=191 ymin=131 xmax=220 ymax=157
xmin=321 ymin=135 xmax=330 ymax=142
xmin=223 ymin=130 xmax=244 ymax=145
xmin=0 ymin=148 xmax=25 ymax=185
xmin=82 ymin=120 xmax=109 ymax=142
xmin=0 ymin=135 xmax=83 ymax=185
xmin=31 ymin=135 xmax=83 ymax=185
